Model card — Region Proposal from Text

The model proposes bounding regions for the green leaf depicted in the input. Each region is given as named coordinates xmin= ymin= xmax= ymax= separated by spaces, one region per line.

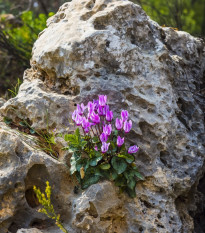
xmin=133 ymin=171 xmax=144 ymax=180
xmin=114 ymin=175 xmax=127 ymax=187
xmin=70 ymin=153 xmax=80 ymax=174
xmin=76 ymin=159 xmax=89 ymax=172
xmin=111 ymin=156 xmax=127 ymax=174
xmin=75 ymin=128 xmax=80 ymax=139
xmin=64 ymin=134 xmax=78 ymax=145
xmin=19 ymin=121 xmax=27 ymax=127
xmin=49 ymin=136 xmax=56 ymax=144
xmin=89 ymin=156 xmax=102 ymax=166
xmin=92 ymin=136 xmax=99 ymax=143
xmin=94 ymin=150 xmax=102 ymax=157
xmin=30 ymin=129 xmax=36 ymax=134
xmin=117 ymin=154 xmax=135 ymax=163
xmin=81 ymin=175 xmax=100 ymax=189
xmin=113 ymin=130 xmax=118 ymax=136
xmin=3 ymin=117 xmax=12 ymax=125
xmin=127 ymin=177 xmax=136 ymax=189
xmin=100 ymin=163 xmax=111 ymax=170
xmin=80 ymin=140 xmax=87 ymax=149
xmin=126 ymin=187 xmax=136 ymax=198
xmin=110 ymin=168 xmax=118 ymax=180
xmin=70 ymin=163 xmax=77 ymax=175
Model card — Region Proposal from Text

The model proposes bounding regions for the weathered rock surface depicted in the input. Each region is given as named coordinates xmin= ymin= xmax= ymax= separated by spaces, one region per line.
xmin=0 ymin=0 xmax=205 ymax=232
xmin=0 ymin=97 xmax=5 ymax=108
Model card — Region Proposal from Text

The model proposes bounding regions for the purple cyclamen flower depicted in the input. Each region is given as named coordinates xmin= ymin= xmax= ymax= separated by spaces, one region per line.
xmin=90 ymin=112 xmax=100 ymax=124
xmin=106 ymin=110 xmax=113 ymax=122
xmin=101 ymin=142 xmax=110 ymax=153
xmin=98 ymin=106 xmax=106 ymax=116
xmin=103 ymin=124 xmax=112 ymax=136
xmin=87 ymin=101 xmax=95 ymax=112
xmin=124 ymin=120 xmax=132 ymax=133
xmin=84 ymin=127 xmax=90 ymax=133
xmin=100 ymin=132 xmax=108 ymax=142
xmin=72 ymin=110 xmax=77 ymax=121
xmin=121 ymin=110 xmax=129 ymax=122
xmin=115 ymin=118 xmax=123 ymax=130
xmin=93 ymin=99 xmax=99 ymax=111
xmin=128 ymin=145 xmax=139 ymax=154
xmin=94 ymin=145 xmax=98 ymax=151
xmin=117 ymin=136 xmax=124 ymax=147
xmin=76 ymin=104 xmax=83 ymax=115
xmin=82 ymin=117 xmax=90 ymax=129
xmin=75 ymin=114 xmax=83 ymax=126
xmin=81 ymin=103 xmax=87 ymax=113
xmin=99 ymin=95 xmax=107 ymax=107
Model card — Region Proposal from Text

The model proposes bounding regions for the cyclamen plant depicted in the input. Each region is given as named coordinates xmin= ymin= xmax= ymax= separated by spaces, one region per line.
xmin=64 ymin=95 xmax=143 ymax=197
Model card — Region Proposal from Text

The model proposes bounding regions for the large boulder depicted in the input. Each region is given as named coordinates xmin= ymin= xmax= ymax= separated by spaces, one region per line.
xmin=0 ymin=0 xmax=205 ymax=232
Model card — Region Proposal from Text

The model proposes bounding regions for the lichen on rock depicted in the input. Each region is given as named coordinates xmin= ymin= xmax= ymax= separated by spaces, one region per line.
xmin=0 ymin=0 xmax=205 ymax=232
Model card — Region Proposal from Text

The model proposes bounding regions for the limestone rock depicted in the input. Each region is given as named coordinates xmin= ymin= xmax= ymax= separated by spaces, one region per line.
xmin=17 ymin=228 xmax=43 ymax=233
xmin=0 ymin=0 xmax=205 ymax=232
xmin=0 ymin=97 xmax=5 ymax=108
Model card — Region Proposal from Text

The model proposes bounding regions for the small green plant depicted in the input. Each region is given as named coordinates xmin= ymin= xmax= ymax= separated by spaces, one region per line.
xmin=7 ymin=78 xmax=22 ymax=98
xmin=64 ymin=95 xmax=144 ymax=197
xmin=2 ymin=11 xmax=54 ymax=61
xmin=3 ymin=117 xmax=58 ymax=158
xmin=33 ymin=181 xmax=68 ymax=233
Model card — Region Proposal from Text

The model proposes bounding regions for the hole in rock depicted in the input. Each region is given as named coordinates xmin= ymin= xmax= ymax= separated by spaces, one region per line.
xmin=30 ymin=218 xmax=53 ymax=229
xmin=160 ymin=151 xmax=172 ymax=168
xmin=85 ymin=86 xmax=91 ymax=91
xmin=87 ymin=202 xmax=98 ymax=218
xmin=25 ymin=164 xmax=50 ymax=208
xmin=25 ymin=188 xmax=39 ymax=208
xmin=78 ymin=74 xmax=87 ymax=81
xmin=8 ymin=222 xmax=19 ymax=233
xmin=76 ymin=213 xmax=85 ymax=222
xmin=106 ymin=41 xmax=110 ymax=47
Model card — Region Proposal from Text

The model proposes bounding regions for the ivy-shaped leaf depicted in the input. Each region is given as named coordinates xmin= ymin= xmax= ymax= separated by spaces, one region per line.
xmin=114 ymin=175 xmax=127 ymax=187
xmin=127 ymin=177 xmax=136 ymax=189
xmin=134 ymin=171 xmax=144 ymax=180
xmin=111 ymin=156 xmax=127 ymax=174
xmin=126 ymin=187 xmax=136 ymax=198
xmin=89 ymin=156 xmax=102 ymax=166
xmin=81 ymin=175 xmax=100 ymax=189
xmin=109 ymin=168 xmax=118 ymax=181
xmin=117 ymin=154 xmax=134 ymax=163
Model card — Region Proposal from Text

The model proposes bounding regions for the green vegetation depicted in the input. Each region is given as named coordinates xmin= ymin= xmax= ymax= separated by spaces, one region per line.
xmin=2 ymin=11 xmax=54 ymax=61
xmin=64 ymin=128 xmax=144 ymax=198
xmin=0 ymin=10 xmax=54 ymax=96
xmin=7 ymin=78 xmax=22 ymax=98
xmin=134 ymin=0 xmax=205 ymax=36
xmin=33 ymin=181 xmax=68 ymax=233
xmin=3 ymin=116 xmax=58 ymax=158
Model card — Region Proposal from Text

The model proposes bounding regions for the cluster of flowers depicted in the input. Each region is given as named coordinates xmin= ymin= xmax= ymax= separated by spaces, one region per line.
xmin=72 ymin=95 xmax=139 ymax=154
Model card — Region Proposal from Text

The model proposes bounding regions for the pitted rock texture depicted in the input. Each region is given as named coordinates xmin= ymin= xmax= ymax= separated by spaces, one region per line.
xmin=0 ymin=0 xmax=205 ymax=232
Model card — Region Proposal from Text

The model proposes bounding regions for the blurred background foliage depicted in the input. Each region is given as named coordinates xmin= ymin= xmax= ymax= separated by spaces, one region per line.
xmin=0 ymin=0 xmax=204 ymax=97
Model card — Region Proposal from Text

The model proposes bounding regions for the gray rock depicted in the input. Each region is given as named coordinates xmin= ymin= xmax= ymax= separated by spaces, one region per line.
xmin=0 ymin=97 xmax=5 ymax=108
xmin=0 ymin=0 xmax=204 ymax=232
xmin=17 ymin=228 xmax=43 ymax=233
